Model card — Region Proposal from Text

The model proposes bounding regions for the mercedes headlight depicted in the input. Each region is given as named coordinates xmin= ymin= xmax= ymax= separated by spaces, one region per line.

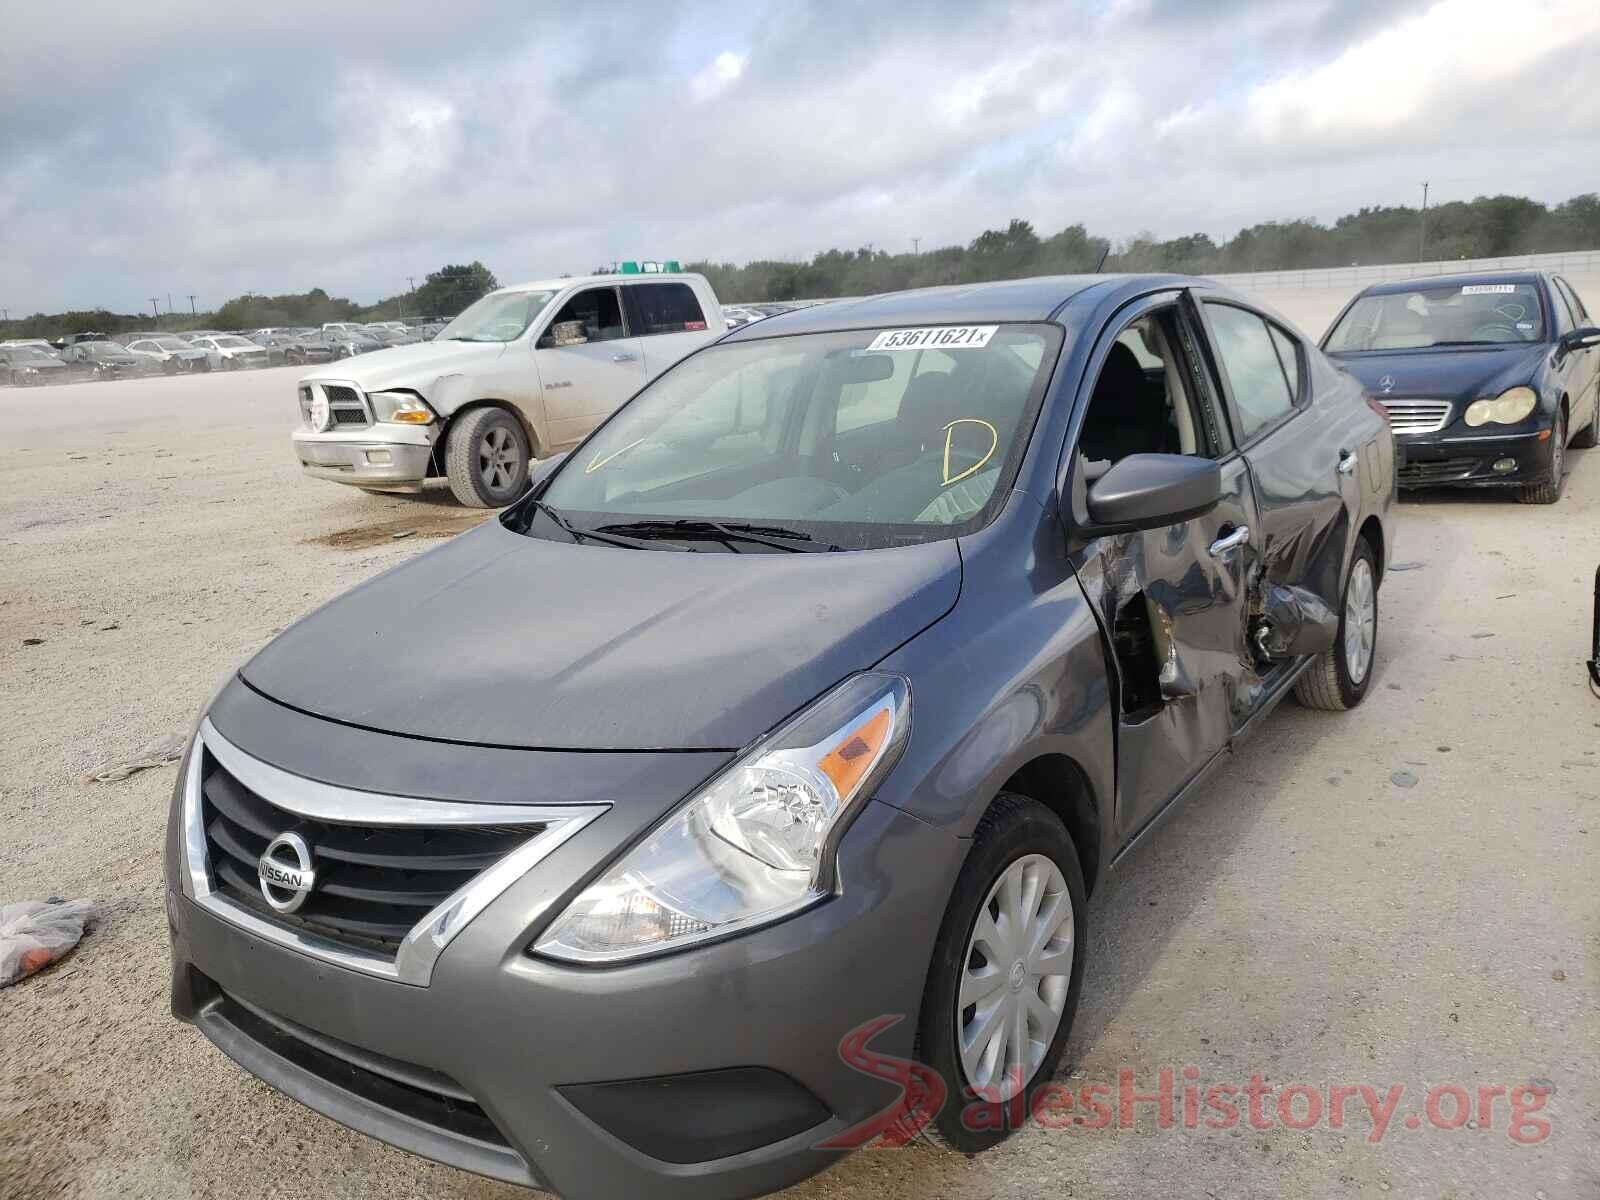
xmin=536 ymin=672 xmax=911 ymax=964
xmin=369 ymin=390 xmax=436 ymax=424
xmin=1463 ymin=386 xmax=1537 ymax=427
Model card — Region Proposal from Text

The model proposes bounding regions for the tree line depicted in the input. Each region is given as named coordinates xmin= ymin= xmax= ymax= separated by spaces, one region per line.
xmin=690 ymin=192 xmax=1600 ymax=301
xmin=5 ymin=192 xmax=1598 ymax=339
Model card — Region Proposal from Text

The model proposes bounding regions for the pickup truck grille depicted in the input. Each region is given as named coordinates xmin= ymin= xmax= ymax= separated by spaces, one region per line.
xmin=1376 ymin=398 xmax=1452 ymax=435
xmin=198 ymin=749 xmax=541 ymax=957
xmin=298 ymin=382 xmax=372 ymax=429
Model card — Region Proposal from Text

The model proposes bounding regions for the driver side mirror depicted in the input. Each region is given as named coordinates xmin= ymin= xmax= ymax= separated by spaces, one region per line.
xmin=545 ymin=320 xmax=588 ymax=348
xmin=1560 ymin=326 xmax=1600 ymax=354
xmin=1080 ymin=453 xmax=1221 ymax=535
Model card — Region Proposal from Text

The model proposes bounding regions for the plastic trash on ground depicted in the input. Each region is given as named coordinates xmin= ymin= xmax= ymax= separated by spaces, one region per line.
xmin=85 ymin=732 xmax=186 ymax=783
xmin=1 ymin=898 xmax=97 ymax=987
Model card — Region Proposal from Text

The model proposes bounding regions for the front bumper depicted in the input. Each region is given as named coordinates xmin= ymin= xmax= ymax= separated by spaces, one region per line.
xmin=292 ymin=425 xmax=436 ymax=490
xmin=1396 ymin=426 xmax=1554 ymax=488
xmin=166 ymin=697 xmax=963 ymax=1199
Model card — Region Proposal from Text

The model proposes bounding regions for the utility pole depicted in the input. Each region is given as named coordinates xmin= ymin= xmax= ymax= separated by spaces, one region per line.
xmin=187 ymin=294 xmax=197 ymax=316
xmin=1418 ymin=181 xmax=1429 ymax=263
xmin=912 ymin=237 xmax=920 ymax=255
xmin=149 ymin=297 xmax=161 ymax=319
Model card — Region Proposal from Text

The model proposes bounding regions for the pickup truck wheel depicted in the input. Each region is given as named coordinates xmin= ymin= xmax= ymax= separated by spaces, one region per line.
xmin=916 ymin=793 xmax=1086 ymax=1153
xmin=446 ymin=407 xmax=530 ymax=507
xmin=1294 ymin=537 xmax=1378 ymax=711
xmin=1518 ymin=408 xmax=1566 ymax=504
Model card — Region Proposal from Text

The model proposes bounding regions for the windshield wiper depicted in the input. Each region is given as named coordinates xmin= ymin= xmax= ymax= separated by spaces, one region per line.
xmin=592 ymin=519 xmax=839 ymax=553
xmin=1423 ymin=340 xmax=1506 ymax=347
xmin=529 ymin=500 xmax=681 ymax=551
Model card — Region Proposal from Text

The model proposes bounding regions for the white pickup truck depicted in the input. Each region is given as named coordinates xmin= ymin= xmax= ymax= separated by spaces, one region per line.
xmin=292 ymin=272 xmax=724 ymax=506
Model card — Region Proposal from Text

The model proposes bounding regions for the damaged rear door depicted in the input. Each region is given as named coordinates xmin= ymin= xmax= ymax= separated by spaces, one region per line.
xmin=1065 ymin=290 xmax=1262 ymax=844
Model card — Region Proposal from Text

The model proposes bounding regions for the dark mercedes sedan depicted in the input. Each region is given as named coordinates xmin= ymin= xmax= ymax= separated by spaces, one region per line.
xmin=1323 ymin=271 xmax=1600 ymax=502
xmin=167 ymin=275 xmax=1394 ymax=1200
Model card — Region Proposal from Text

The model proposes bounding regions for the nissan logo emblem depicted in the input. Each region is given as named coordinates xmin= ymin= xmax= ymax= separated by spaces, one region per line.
xmin=258 ymin=831 xmax=317 ymax=914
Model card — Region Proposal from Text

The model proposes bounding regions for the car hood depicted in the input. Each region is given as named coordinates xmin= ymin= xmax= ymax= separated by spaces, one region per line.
xmin=300 ymin=339 xmax=506 ymax=392
xmin=239 ymin=521 xmax=962 ymax=750
xmin=1328 ymin=343 xmax=1547 ymax=402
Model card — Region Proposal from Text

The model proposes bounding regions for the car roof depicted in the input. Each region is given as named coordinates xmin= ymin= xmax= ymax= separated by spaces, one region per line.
xmin=1358 ymin=270 xmax=1545 ymax=296
xmin=722 ymin=274 xmax=1186 ymax=339
xmin=493 ymin=272 xmax=704 ymax=295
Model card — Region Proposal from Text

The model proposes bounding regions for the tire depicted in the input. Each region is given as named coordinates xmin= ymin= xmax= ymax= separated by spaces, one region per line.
xmin=916 ymin=793 xmax=1087 ymax=1153
xmin=1518 ymin=406 xmax=1566 ymax=504
xmin=445 ymin=407 xmax=530 ymax=508
xmin=1294 ymin=537 xmax=1378 ymax=711
xmin=1571 ymin=398 xmax=1598 ymax=449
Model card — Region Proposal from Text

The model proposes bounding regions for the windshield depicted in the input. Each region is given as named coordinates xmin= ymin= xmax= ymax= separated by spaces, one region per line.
xmin=154 ymin=337 xmax=190 ymax=350
xmin=535 ymin=323 xmax=1062 ymax=551
xmin=437 ymin=289 xmax=558 ymax=342
xmin=1325 ymin=282 xmax=1546 ymax=351
xmin=14 ymin=346 xmax=55 ymax=361
xmin=215 ymin=336 xmax=255 ymax=348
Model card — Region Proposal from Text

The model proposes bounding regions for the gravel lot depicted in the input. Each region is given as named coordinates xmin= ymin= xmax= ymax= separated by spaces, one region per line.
xmin=3 ymin=366 xmax=1597 ymax=1199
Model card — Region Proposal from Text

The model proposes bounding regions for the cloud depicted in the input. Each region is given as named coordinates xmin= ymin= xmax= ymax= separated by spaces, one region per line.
xmin=0 ymin=0 xmax=1595 ymax=314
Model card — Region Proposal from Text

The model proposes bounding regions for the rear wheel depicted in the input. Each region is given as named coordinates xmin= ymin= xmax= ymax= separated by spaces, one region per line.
xmin=1294 ymin=537 xmax=1378 ymax=710
xmin=445 ymin=407 xmax=530 ymax=507
xmin=1519 ymin=407 xmax=1566 ymax=504
xmin=917 ymin=793 xmax=1087 ymax=1152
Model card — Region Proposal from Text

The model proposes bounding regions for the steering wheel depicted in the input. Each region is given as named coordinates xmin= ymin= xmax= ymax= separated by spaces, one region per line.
xmin=1469 ymin=322 xmax=1521 ymax=343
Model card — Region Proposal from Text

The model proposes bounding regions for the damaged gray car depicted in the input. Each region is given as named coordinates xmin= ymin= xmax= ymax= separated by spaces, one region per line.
xmin=167 ymin=274 xmax=1394 ymax=1199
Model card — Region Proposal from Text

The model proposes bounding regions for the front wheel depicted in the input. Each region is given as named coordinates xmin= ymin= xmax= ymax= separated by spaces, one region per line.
xmin=916 ymin=793 xmax=1087 ymax=1152
xmin=445 ymin=407 xmax=530 ymax=507
xmin=1294 ymin=537 xmax=1378 ymax=710
xmin=1519 ymin=408 xmax=1566 ymax=504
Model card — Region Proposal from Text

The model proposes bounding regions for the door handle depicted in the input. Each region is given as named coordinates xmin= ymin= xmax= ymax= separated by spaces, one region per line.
xmin=611 ymin=352 xmax=637 ymax=363
xmin=1337 ymin=450 xmax=1358 ymax=476
xmin=1208 ymin=525 xmax=1250 ymax=557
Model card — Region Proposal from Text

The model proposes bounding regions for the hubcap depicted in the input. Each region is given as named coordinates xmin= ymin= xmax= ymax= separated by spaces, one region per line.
xmin=478 ymin=426 xmax=520 ymax=492
xmin=957 ymin=853 xmax=1074 ymax=1101
xmin=1343 ymin=558 xmax=1376 ymax=685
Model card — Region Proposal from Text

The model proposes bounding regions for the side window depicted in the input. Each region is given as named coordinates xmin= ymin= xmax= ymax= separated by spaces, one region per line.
xmin=1556 ymin=277 xmax=1591 ymax=323
xmin=1267 ymin=325 xmax=1303 ymax=404
xmin=546 ymin=287 xmax=626 ymax=344
xmin=1078 ymin=307 xmax=1214 ymax=467
xmin=1549 ymin=282 xmax=1576 ymax=336
xmin=1204 ymin=303 xmax=1295 ymax=442
xmin=631 ymin=283 xmax=707 ymax=336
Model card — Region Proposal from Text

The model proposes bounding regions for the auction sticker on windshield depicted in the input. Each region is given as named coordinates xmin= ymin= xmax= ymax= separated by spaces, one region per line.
xmin=1461 ymin=285 xmax=1518 ymax=295
xmin=867 ymin=325 xmax=997 ymax=351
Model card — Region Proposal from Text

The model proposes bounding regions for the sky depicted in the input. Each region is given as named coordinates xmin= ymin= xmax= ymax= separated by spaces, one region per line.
xmin=2 ymin=0 xmax=1598 ymax=315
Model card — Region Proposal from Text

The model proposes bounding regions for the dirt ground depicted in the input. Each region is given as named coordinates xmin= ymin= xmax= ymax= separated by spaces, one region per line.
xmin=2 ymin=366 xmax=1597 ymax=1200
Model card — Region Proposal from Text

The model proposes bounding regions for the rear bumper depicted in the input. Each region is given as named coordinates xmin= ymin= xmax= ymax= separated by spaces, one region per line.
xmin=1396 ymin=426 xmax=1553 ymax=488
xmin=292 ymin=426 xmax=436 ymax=490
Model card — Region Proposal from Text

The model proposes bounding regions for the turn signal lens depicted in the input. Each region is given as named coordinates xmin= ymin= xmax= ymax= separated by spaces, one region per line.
xmin=535 ymin=673 xmax=911 ymax=964
xmin=1464 ymin=386 xmax=1537 ymax=427
xmin=390 ymin=409 xmax=433 ymax=423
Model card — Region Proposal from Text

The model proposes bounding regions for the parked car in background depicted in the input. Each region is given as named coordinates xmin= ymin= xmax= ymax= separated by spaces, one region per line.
xmin=176 ymin=274 xmax=1392 ymax=1200
xmin=721 ymin=305 xmax=766 ymax=328
xmin=125 ymin=335 xmax=213 ymax=373
xmin=276 ymin=331 xmax=339 ymax=366
xmin=322 ymin=322 xmax=365 ymax=336
xmin=61 ymin=340 xmax=153 ymax=379
xmin=0 ymin=344 xmax=73 ymax=385
xmin=1323 ymin=271 xmax=1600 ymax=503
xmin=291 ymin=272 xmax=725 ymax=505
xmin=189 ymin=334 xmax=271 ymax=371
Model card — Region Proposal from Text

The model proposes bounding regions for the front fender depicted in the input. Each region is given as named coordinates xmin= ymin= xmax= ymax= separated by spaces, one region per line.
xmin=871 ymin=493 xmax=1115 ymax=860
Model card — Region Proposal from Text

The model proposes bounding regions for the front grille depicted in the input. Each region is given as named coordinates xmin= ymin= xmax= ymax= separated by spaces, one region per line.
xmin=323 ymin=384 xmax=361 ymax=405
xmin=1378 ymin=397 xmax=1452 ymax=434
xmin=208 ymin=985 xmax=514 ymax=1151
xmin=199 ymin=751 xmax=543 ymax=957
xmin=1398 ymin=455 xmax=1481 ymax=485
xmin=331 ymin=407 xmax=368 ymax=425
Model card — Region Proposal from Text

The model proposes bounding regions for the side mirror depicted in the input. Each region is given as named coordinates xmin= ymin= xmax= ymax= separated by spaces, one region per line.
xmin=1081 ymin=453 xmax=1221 ymax=535
xmin=1560 ymin=326 xmax=1600 ymax=353
xmin=547 ymin=320 xmax=588 ymax=348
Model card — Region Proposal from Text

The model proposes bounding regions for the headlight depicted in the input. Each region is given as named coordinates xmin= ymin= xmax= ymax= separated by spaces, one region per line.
xmin=1463 ymin=386 xmax=1538 ymax=427
xmin=369 ymin=390 xmax=436 ymax=424
xmin=536 ymin=672 xmax=911 ymax=964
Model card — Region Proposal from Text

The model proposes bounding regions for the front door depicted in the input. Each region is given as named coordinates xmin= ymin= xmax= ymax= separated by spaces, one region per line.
xmin=1066 ymin=292 xmax=1261 ymax=843
xmin=532 ymin=285 xmax=646 ymax=449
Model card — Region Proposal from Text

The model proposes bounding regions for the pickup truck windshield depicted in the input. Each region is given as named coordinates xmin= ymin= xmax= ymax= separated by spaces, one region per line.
xmin=438 ymin=289 xmax=558 ymax=343
xmin=1325 ymin=282 xmax=1546 ymax=351
xmin=536 ymin=323 xmax=1063 ymax=550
